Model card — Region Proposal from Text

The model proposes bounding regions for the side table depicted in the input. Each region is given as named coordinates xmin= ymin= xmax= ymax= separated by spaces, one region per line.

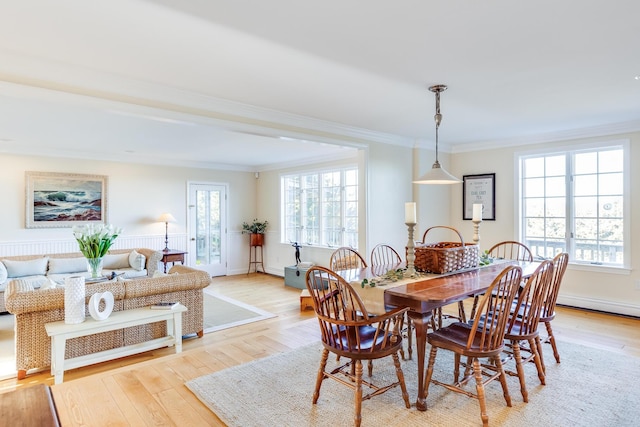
xmin=161 ymin=249 xmax=187 ymax=273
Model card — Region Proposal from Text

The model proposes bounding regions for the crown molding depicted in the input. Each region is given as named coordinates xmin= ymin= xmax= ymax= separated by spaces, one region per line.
xmin=450 ymin=120 xmax=640 ymax=153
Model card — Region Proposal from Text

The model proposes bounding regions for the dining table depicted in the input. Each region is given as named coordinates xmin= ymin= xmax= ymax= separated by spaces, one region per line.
xmin=336 ymin=259 xmax=542 ymax=411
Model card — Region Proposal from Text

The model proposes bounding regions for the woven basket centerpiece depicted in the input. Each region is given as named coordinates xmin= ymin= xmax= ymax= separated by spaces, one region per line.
xmin=413 ymin=226 xmax=479 ymax=274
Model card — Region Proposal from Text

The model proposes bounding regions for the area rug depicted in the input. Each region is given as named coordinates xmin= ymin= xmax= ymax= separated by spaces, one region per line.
xmin=186 ymin=340 xmax=640 ymax=427
xmin=202 ymin=288 xmax=276 ymax=333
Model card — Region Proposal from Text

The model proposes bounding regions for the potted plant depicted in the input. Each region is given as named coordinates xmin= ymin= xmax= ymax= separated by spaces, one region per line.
xmin=242 ymin=219 xmax=268 ymax=246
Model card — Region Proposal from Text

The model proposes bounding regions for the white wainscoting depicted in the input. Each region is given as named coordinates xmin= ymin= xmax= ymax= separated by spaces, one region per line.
xmin=0 ymin=234 xmax=187 ymax=257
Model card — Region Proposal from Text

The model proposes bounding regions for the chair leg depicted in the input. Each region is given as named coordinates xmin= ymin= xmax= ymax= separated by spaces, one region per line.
xmin=472 ymin=357 xmax=490 ymax=427
xmin=457 ymin=300 xmax=467 ymax=323
xmin=397 ymin=315 xmax=406 ymax=360
xmin=406 ymin=313 xmax=413 ymax=360
xmin=354 ymin=360 xmax=363 ymax=427
xmin=511 ymin=340 xmax=528 ymax=403
xmin=535 ymin=333 xmax=546 ymax=374
xmin=545 ymin=321 xmax=561 ymax=363
xmin=368 ymin=360 xmax=373 ymax=377
xmin=392 ymin=352 xmax=411 ymax=408
xmin=494 ymin=356 xmax=512 ymax=408
xmin=313 ymin=349 xmax=329 ymax=404
xmin=531 ymin=337 xmax=546 ymax=385
xmin=469 ymin=295 xmax=480 ymax=320
xmin=424 ymin=346 xmax=438 ymax=399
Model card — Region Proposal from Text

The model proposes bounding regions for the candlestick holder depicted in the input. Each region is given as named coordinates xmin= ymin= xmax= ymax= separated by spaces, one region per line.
xmin=405 ymin=222 xmax=417 ymax=277
xmin=472 ymin=219 xmax=482 ymax=245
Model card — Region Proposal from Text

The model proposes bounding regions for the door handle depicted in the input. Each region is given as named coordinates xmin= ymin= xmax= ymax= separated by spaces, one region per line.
xmin=190 ymin=238 xmax=195 ymax=241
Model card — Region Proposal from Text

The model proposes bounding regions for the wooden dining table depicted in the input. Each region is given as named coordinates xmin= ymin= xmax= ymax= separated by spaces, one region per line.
xmin=337 ymin=260 xmax=541 ymax=411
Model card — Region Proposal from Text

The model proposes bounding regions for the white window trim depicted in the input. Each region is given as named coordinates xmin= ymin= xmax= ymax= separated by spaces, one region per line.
xmin=280 ymin=165 xmax=359 ymax=248
xmin=513 ymin=138 xmax=630 ymax=271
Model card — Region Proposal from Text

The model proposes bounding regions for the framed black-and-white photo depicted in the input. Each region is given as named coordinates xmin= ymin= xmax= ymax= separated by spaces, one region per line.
xmin=463 ymin=173 xmax=495 ymax=221
xmin=25 ymin=171 xmax=108 ymax=228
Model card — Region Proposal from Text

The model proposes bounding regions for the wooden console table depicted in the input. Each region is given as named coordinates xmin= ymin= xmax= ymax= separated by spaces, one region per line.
xmin=45 ymin=304 xmax=187 ymax=384
xmin=161 ymin=249 xmax=187 ymax=273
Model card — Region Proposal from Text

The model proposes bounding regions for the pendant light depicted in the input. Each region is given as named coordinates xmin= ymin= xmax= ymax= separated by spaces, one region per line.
xmin=413 ymin=84 xmax=462 ymax=184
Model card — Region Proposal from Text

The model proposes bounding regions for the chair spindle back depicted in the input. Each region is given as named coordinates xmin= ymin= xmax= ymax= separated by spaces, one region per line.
xmin=467 ymin=265 xmax=523 ymax=351
xmin=488 ymin=241 xmax=533 ymax=262
xmin=330 ymin=247 xmax=368 ymax=271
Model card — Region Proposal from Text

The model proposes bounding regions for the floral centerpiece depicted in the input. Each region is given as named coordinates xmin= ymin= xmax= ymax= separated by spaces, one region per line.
xmin=362 ymin=268 xmax=407 ymax=288
xmin=73 ymin=223 xmax=122 ymax=278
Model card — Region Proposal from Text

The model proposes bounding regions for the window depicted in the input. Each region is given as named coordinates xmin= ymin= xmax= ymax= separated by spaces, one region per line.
xmin=282 ymin=167 xmax=358 ymax=248
xmin=518 ymin=141 xmax=628 ymax=267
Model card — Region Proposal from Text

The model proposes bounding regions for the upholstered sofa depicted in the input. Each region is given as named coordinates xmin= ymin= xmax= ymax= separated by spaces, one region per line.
xmin=0 ymin=248 xmax=160 ymax=313
xmin=4 ymin=262 xmax=211 ymax=379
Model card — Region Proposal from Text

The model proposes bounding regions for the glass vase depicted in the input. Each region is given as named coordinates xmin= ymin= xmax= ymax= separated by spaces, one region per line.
xmin=86 ymin=257 xmax=104 ymax=279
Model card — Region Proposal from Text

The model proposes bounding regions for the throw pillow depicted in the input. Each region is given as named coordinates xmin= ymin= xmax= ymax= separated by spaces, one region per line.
xmin=128 ymin=250 xmax=146 ymax=271
xmin=2 ymin=257 xmax=49 ymax=278
xmin=152 ymin=270 xmax=167 ymax=278
xmin=48 ymin=257 xmax=87 ymax=275
xmin=103 ymin=253 xmax=130 ymax=269
xmin=0 ymin=262 xmax=7 ymax=285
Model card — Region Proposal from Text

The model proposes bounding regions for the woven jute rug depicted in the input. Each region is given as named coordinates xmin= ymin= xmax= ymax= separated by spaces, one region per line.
xmin=202 ymin=288 xmax=276 ymax=333
xmin=186 ymin=339 xmax=640 ymax=427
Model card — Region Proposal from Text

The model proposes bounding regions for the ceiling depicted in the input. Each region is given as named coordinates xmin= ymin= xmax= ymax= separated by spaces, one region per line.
xmin=1 ymin=0 xmax=639 ymax=171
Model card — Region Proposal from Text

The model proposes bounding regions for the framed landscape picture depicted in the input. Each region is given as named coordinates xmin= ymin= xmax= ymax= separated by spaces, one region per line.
xmin=25 ymin=171 xmax=108 ymax=228
xmin=462 ymin=173 xmax=496 ymax=220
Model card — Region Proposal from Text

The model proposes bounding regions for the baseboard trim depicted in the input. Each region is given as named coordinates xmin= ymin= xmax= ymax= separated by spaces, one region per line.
xmin=558 ymin=294 xmax=640 ymax=317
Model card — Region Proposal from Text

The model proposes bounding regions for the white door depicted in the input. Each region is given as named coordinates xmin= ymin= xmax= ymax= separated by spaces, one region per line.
xmin=188 ymin=183 xmax=227 ymax=277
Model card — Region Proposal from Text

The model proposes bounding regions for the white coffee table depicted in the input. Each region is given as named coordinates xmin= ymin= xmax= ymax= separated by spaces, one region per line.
xmin=45 ymin=304 xmax=187 ymax=384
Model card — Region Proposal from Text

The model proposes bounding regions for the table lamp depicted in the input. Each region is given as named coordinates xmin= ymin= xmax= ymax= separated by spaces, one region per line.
xmin=158 ymin=213 xmax=177 ymax=251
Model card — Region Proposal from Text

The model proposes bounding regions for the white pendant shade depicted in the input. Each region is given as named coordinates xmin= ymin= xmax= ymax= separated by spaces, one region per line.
xmin=413 ymin=162 xmax=462 ymax=184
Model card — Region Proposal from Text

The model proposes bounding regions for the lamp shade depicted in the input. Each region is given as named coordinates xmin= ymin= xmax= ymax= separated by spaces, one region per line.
xmin=413 ymin=163 xmax=462 ymax=184
xmin=158 ymin=213 xmax=177 ymax=223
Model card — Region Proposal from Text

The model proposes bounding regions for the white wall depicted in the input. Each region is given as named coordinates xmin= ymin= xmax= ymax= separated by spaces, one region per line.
xmin=448 ymin=132 xmax=640 ymax=317
xmin=0 ymin=153 xmax=256 ymax=274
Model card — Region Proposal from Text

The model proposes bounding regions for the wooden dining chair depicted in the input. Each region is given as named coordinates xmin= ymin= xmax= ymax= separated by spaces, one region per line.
xmin=503 ymin=259 xmax=554 ymax=402
xmin=424 ymin=265 xmax=523 ymax=427
xmin=537 ymin=252 xmax=569 ymax=369
xmin=468 ymin=241 xmax=534 ymax=320
xmin=488 ymin=241 xmax=534 ymax=262
xmin=330 ymin=247 xmax=368 ymax=271
xmin=370 ymin=244 xmax=402 ymax=267
xmin=305 ymin=266 xmax=410 ymax=427
xmin=370 ymin=244 xmax=412 ymax=360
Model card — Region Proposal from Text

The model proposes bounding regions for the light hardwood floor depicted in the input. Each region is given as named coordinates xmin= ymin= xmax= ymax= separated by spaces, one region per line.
xmin=1 ymin=273 xmax=639 ymax=426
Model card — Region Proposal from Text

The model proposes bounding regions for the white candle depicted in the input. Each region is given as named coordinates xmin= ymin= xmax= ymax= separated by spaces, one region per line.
xmin=473 ymin=203 xmax=483 ymax=221
xmin=405 ymin=202 xmax=417 ymax=224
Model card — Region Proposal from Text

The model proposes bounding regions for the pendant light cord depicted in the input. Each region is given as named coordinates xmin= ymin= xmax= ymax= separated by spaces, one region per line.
xmin=433 ymin=87 xmax=443 ymax=167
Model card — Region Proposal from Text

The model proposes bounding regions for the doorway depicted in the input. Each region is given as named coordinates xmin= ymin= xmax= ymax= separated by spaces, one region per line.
xmin=187 ymin=182 xmax=227 ymax=277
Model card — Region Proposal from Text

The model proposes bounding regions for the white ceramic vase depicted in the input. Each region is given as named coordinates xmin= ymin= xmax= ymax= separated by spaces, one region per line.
xmin=64 ymin=276 xmax=86 ymax=324
xmin=88 ymin=291 xmax=114 ymax=321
